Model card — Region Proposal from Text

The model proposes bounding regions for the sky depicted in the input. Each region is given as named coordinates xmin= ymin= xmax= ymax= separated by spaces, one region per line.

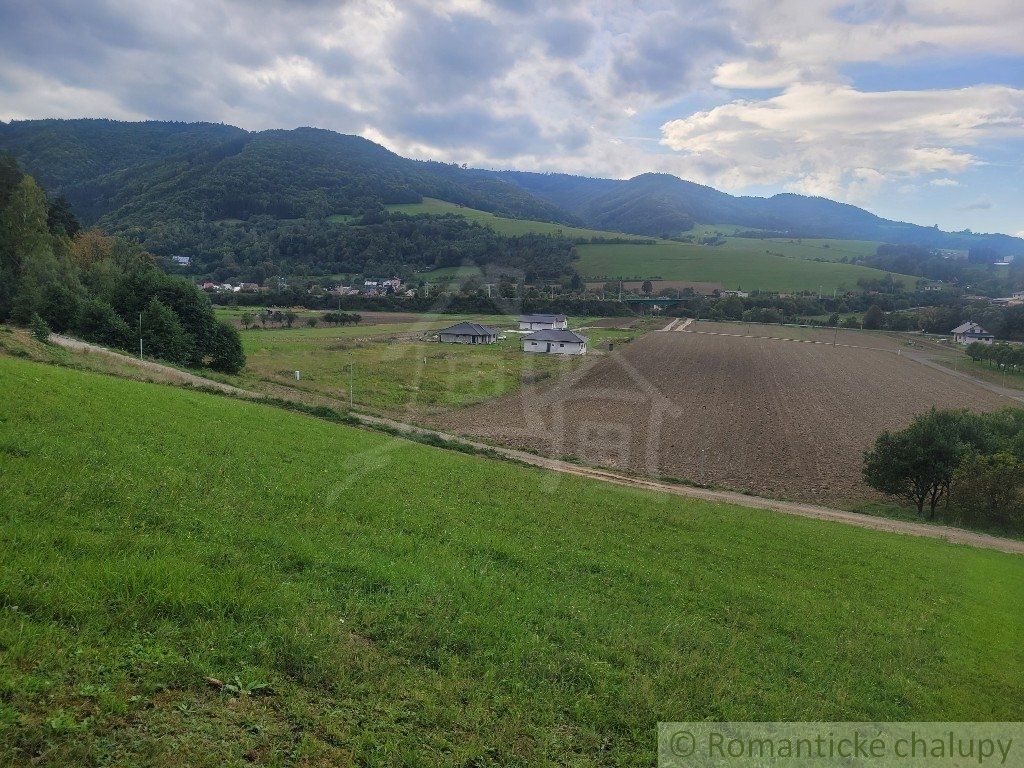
xmin=1 ymin=0 xmax=1023 ymax=236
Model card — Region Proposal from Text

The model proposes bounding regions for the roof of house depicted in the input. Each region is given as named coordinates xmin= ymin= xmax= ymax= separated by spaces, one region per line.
xmin=523 ymin=329 xmax=586 ymax=343
xmin=518 ymin=314 xmax=566 ymax=323
xmin=439 ymin=322 xmax=498 ymax=336
xmin=951 ymin=322 xmax=992 ymax=335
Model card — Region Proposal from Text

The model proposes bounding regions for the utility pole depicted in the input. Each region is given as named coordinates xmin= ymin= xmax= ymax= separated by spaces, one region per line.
xmin=138 ymin=312 xmax=143 ymax=360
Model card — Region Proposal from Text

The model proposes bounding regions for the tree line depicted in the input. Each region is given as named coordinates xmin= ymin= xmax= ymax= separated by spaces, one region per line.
xmin=863 ymin=408 xmax=1024 ymax=532
xmin=0 ymin=153 xmax=244 ymax=373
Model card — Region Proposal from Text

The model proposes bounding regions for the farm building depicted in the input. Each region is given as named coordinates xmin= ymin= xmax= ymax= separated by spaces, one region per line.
xmin=438 ymin=322 xmax=499 ymax=345
xmin=951 ymin=322 xmax=995 ymax=345
xmin=523 ymin=329 xmax=586 ymax=355
xmin=518 ymin=314 xmax=568 ymax=331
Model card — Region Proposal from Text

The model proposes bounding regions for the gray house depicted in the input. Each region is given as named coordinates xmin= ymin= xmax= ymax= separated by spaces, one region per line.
xmin=951 ymin=322 xmax=994 ymax=345
xmin=522 ymin=329 xmax=586 ymax=355
xmin=518 ymin=314 xmax=568 ymax=331
xmin=438 ymin=321 xmax=499 ymax=344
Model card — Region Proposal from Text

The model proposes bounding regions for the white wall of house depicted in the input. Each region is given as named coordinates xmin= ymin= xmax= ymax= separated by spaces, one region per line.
xmin=522 ymin=339 xmax=586 ymax=355
xmin=954 ymin=333 xmax=994 ymax=345
xmin=440 ymin=333 xmax=494 ymax=344
xmin=518 ymin=319 xmax=568 ymax=331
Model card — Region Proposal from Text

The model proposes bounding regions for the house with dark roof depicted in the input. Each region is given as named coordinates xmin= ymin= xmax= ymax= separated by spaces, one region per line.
xmin=522 ymin=329 xmax=586 ymax=355
xmin=438 ymin=321 xmax=499 ymax=345
xmin=518 ymin=314 xmax=568 ymax=331
xmin=951 ymin=322 xmax=994 ymax=345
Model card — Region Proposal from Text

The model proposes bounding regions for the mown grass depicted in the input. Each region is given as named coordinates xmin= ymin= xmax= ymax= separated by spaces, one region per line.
xmin=386 ymin=198 xmax=649 ymax=240
xmin=575 ymin=241 xmax=915 ymax=292
xmin=1 ymin=357 xmax=1023 ymax=766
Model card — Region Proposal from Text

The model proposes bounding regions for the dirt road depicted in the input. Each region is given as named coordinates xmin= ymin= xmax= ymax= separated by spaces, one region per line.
xmin=352 ymin=412 xmax=1024 ymax=555
xmin=42 ymin=332 xmax=1024 ymax=554
xmin=50 ymin=334 xmax=254 ymax=397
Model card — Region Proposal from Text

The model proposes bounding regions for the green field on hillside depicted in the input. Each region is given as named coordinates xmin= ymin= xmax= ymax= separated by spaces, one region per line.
xmin=388 ymin=199 xmax=905 ymax=292
xmin=2 ymin=356 xmax=1023 ymax=765
xmin=576 ymin=241 xmax=915 ymax=292
xmin=387 ymin=197 xmax=649 ymax=240
xmin=232 ymin=315 xmax=647 ymax=413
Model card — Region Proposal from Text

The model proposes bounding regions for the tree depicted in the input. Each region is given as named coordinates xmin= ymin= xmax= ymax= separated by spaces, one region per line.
xmin=79 ymin=298 xmax=131 ymax=348
xmin=863 ymin=409 xmax=994 ymax=516
xmin=30 ymin=312 xmax=50 ymax=343
xmin=949 ymin=452 xmax=1024 ymax=530
xmin=306 ymin=316 xmax=318 ymax=328
xmin=862 ymin=304 xmax=884 ymax=330
xmin=141 ymin=297 xmax=191 ymax=364
xmin=641 ymin=280 xmax=653 ymax=295
xmin=240 ymin=312 xmax=254 ymax=329
xmin=206 ymin=321 xmax=245 ymax=374
xmin=283 ymin=309 xmax=297 ymax=328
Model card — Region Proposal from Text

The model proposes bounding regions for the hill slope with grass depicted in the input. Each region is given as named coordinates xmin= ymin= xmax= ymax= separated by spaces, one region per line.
xmin=390 ymin=199 xmax=915 ymax=292
xmin=497 ymin=170 xmax=1024 ymax=255
xmin=2 ymin=354 xmax=1023 ymax=764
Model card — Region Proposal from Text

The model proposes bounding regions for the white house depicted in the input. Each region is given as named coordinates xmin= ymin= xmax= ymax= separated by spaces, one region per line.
xmin=438 ymin=321 xmax=498 ymax=344
xmin=171 ymin=255 xmax=191 ymax=267
xmin=951 ymin=322 xmax=995 ymax=345
xmin=518 ymin=314 xmax=568 ymax=331
xmin=522 ymin=329 xmax=586 ymax=355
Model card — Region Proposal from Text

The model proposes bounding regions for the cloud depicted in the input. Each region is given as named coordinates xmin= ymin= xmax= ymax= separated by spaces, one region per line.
xmin=959 ymin=196 xmax=993 ymax=211
xmin=0 ymin=0 xmax=1022 ymax=238
xmin=609 ymin=9 xmax=741 ymax=101
xmin=659 ymin=82 xmax=1024 ymax=199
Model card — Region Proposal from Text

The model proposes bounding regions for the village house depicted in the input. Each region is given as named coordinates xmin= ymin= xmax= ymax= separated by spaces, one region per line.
xmin=438 ymin=321 xmax=499 ymax=344
xmin=951 ymin=322 xmax=995 ymax=345
xmin=171 ymin=255 xmax=192 ymax=267
xmin=522 ymin=329 xmax=586 ymax=355
xmin=518 ymin=313 xmax=568 ymax=331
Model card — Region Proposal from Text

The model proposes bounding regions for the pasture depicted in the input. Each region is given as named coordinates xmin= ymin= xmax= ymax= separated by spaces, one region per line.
xmin=231 ymin=314 xmax=652 ymax=414
xmin=385 ymin=197 xmax=903 ymax=292
xmin=2 ymin=356 xmax=1023 ymax=766
xmin=574 ymin=241 xmax=915 ymax=292
xmin=386 ymin=197 xmax=649 ymax=240
xmin=440 ymin=321 xmax=1015 ymax=504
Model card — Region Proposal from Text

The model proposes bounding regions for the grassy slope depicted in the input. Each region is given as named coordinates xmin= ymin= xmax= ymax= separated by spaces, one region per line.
xmin=575 ymin=242 xmax=915 ymax=292
xmin=386 ymin=197 xmax=648 ymax=240
xmin=389 ymin=198 xmax=910 ymax=292
xmin=2 ymin=358 xmax=1023 ymax=765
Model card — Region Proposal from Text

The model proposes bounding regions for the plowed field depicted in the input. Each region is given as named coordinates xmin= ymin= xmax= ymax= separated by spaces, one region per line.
xmin=438 ymin=322 xmax=1013 ymax=504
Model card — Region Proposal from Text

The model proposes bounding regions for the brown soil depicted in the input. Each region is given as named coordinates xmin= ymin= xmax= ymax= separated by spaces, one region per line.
xmin=435 ymin=321 xmax=1014 ymax=505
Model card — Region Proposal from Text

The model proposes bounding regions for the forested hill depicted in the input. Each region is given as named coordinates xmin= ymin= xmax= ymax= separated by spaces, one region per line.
xmin=0 ymin=119 xmax=572 ymax=227
xmin=496 ymin=170 xmax=1024 ymax=256
xmin=3 ymin=118 xmax=1021 ymax=265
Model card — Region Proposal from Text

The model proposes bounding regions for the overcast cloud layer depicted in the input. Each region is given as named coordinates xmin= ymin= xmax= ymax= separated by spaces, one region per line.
xmin=1 ymin=0 xmax=1022 ymax=233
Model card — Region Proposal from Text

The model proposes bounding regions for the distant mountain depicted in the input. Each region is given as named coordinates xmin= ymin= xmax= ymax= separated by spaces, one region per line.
xmin=2 ymin=118 xmax=1021 ymax=261
xmin=496 ymin=170 xmax=1024 ymax=256
xmin=0 ymin=119 xmax=572 ymax=228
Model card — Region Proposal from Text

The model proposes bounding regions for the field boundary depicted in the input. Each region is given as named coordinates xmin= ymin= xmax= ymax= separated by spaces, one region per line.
xmin=350 ymin=413 xmax=1024 ymax=555
xmin=38 ymin=331 xmax=1024 ymax=554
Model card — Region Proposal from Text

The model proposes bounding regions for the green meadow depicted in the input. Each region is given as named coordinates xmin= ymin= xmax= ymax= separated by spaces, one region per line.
xmin=575 ymin=241 xmax=915 ymax=292
xmin=233 ymin=316 xmax=647 ymax=413
xmin=1 ymin=356 xmax=1022 ymax=766
xmin=386 ymin=197 xmax=649 ymax=240
xmin=387 ymin=198 xmax=908 ymax=292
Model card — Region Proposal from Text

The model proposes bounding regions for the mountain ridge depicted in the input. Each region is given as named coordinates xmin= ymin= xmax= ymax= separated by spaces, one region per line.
xmin=1 ymin=118 xmax=1020 ymax=257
